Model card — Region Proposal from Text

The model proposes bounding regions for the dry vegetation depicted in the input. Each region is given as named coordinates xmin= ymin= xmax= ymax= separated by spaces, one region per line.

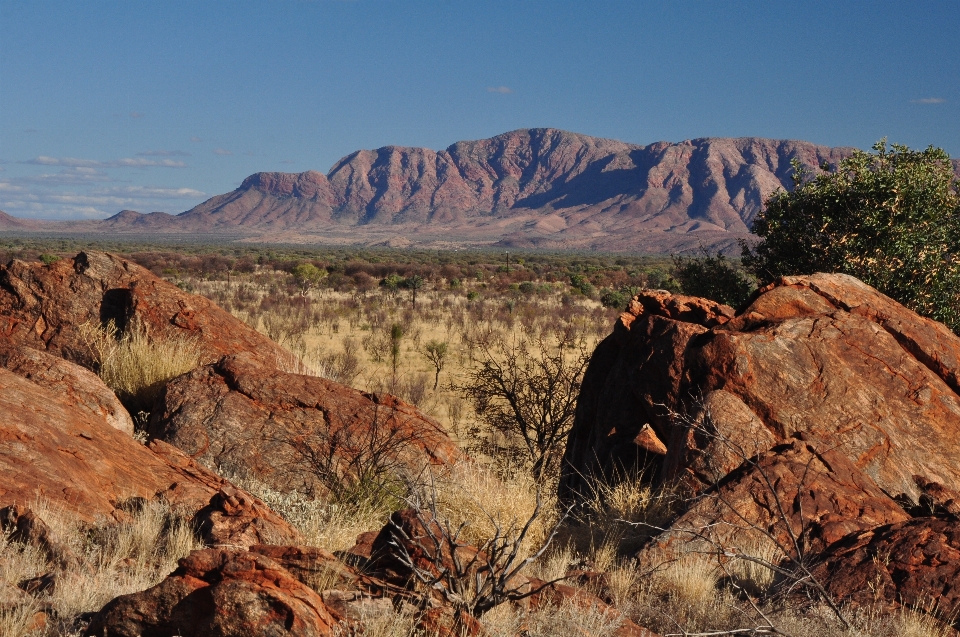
xmin=0 ymin=240 xmax=953 ymax=636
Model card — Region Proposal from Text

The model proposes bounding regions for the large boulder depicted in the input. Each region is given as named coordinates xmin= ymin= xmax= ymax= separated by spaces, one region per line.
xmin=0 ymin=365 xmax=298 ymax=546
xmin=84 ymin=548 xmax=342 ymax=637
xmin=561 ymin=274 xmax=960 ymax=506
xmin=148 ymin=352 xmax=462 ymax=495
xmin=0 ymin=343 xmax=134 ymax=435
xmin=0 ymin=251 xmax=291 ymax=369
xmin=635 ymin=437 xmax=910 ymax=566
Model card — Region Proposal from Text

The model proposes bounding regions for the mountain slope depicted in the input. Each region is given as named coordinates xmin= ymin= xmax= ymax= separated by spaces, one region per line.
xmin=8 ymin=128 xmax=937 ymax=252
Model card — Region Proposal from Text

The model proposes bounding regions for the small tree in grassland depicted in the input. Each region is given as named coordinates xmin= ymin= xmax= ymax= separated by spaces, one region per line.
xmin=422 ymin=340 xmax=448 ymax=390
xmin=291 ymin=263 xmax=326 ymax=296
xmin=458 ymin=326 xmax=591 ymax=482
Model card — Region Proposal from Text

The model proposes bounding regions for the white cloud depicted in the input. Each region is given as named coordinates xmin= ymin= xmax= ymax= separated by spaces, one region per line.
xmin=487 ymin=86 xmax=513 ymax=94
xmin=137 ymin=149 xmax=191 ymax=157
xmin=912 ymin=97 xmax=946 ymax=104
xmin=92 ymin=186 xmax=205 ymax=199
xmin=22 ymin=156 xmax=185 ymax=168
xmin=190 ymin=136 xmax=202 ymax=142
xmin=213 ymin=148 xmax=233 ymax=156
xmin=26 ymin=167 xmax=111 ymax=185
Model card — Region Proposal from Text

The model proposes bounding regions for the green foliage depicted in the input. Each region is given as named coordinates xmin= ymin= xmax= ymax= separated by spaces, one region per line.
xmin=290 ymin=262 xmax=326 ymax=295
xmin=742 ymin=140 xmax=960 ymax=330
xmin=599 ymin=285 xmax=639 ymax=310
xmin=39 ymin=253 xmax=59 ymax=265
xmin=672 ymin=253 xmax=755 ymax=308
xmin=379 ymin=273 xmax=405 ymax=296
xmin=568 ymin=273 xmax=595 ymax=297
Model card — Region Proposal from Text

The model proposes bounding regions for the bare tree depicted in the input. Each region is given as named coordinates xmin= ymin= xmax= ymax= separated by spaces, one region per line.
xmin=388 ymin=486 xmax=571 ymax=620
xmin=283 ymin=402 xmax=423 ymax=507
xmin=421 ymin=340 xmax=448 ymax=390
xmin=458 ymin=325 xmax=591 ymax=481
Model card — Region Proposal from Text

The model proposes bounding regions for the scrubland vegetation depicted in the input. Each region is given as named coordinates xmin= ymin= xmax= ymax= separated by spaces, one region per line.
xmin=4 ymin=236 xmax=956 ymax=636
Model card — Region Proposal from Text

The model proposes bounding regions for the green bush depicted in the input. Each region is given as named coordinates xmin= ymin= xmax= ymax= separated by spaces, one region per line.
xmin=742 ymin=140 xmax=960 ymax=330
xmin=672 ymin=253 xmax=754 ymax=308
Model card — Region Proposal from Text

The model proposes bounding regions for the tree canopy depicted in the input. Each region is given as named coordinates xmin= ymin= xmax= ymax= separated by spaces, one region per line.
xmin=742 ymin=140 xmax=960 ymax=331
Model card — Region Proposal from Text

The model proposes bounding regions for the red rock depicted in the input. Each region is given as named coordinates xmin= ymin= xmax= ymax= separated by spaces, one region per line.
xmin=0 ymin=366 xmax=296 ymax=546
xmin=84 ymin=548 xmax=342 ymax=637
xmin=0 ymin=504 xmax=76 ymax=568
xmin=148 ymin=352 xmax=461 ymax=495
xmin=0 ymin=344 xmax=133 ymax=435
xmin=0 ymin=251 xmax=293 ymax=369
xmin=194 ymin=487 xmax=302 ymax=549
xmin=636 ymin=438 xmax=910 ymax=565
xmin=561 ymin=273 xmax=960 ymax=506
xmin=525 ymin=578 xmax=660 ymax=637
xmin=415 ymin=606 xmax=487 ymax=637
xmin=812 ymin=517 xmax=960 ymax=621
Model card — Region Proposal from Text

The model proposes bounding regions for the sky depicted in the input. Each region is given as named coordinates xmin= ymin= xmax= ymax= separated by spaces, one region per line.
xmin=1 ymin=0 xmax=957 ymax=220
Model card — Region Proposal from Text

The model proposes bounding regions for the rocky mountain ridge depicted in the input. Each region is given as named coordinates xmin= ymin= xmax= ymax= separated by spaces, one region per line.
xmin=0 ymin=129 xmax=876 ymax=253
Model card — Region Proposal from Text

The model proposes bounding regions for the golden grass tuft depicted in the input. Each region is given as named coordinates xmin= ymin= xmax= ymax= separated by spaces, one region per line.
xmin=80 ymin=320 xmax=203 ymax=416
xmin=1 ymin=499 xmax=203 ymax=636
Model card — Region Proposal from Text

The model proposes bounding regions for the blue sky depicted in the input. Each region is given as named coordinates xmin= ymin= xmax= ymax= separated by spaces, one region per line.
xmin=1 ymin=0 xmax=957 ymax=220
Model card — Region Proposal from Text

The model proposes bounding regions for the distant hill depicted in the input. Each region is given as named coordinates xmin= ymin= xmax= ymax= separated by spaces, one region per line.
xmin=4 ymin=129 xmax=957 ymax=253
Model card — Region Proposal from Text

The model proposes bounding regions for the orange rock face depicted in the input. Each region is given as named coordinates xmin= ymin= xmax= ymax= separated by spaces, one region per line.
xmin=0 ymin=365 xmax=297 ymax=547
xmin=0 ymin=251 xmax=292 ymax=369
xmin=0 ymin=344 xmax=134 ymax=435
xmin=148 ymin=352 xmax=462 ymax=495
xmin=84 ymin=549 xmax=342 ymax=637
xmin=561 ymin=273 xmax=960 ymax=506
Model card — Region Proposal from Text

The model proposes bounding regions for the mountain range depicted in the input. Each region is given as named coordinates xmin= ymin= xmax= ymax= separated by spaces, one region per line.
xmin=4 ymin=128 xmax=957 ymax=253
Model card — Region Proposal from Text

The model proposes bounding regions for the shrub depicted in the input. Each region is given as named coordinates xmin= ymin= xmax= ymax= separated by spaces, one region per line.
xmin=672 ymin=252 xmax=755 ymax=307
xmin=743 ymin=140 xmax=960 ymax=331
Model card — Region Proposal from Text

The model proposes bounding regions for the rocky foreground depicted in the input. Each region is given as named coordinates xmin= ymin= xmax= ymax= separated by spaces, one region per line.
xmin=1 ymin=252 xmax=960 ymax=634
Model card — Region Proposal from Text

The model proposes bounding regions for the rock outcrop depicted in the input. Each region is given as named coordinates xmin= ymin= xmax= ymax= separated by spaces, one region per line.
xmin=148 ymin=352 xmax=461 ymax=495
xmin=0 ymin=365 xmax=297 ymax=547
xmin=0 ymin=344 xmax=134 ymax=435
xmin=0 ymin=251 xmax=292 ymax=369
xmin=84 ymin=548 xmax=342 ymax=637
xmin=561 ymin=273 xmax=960 ymax=506
xmin=812 ymin=517 xmax=960 ymax=619
xmin=635 ymin=437 xmax=910 ymax=565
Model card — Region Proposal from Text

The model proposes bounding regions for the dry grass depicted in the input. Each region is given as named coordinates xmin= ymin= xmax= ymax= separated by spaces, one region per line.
xmin=1 ymin=499 xmax=203 ymax=636
xmin=79 ymin=320 xmax=202 ymax=418
xmin=221 ymin=470 xmax=392 ymax=552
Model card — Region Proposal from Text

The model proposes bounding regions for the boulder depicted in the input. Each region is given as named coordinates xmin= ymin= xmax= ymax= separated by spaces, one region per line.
xmin=84 ymin=548 xmax=342 ymax=637
xmin=812 ymin=517 xmax=960 ymax=622
xmin=194 ymin=487 xmax=302 ymax=548
xmin=0 ymin=366 xmax=297 ymax=547
xmin=148 ymin=352 xmax=461 ymax=495
xmin=0 ymin=344 xmax=133 ymax=435
xmin=635 ymin=437 xmax=910 ymax=566
xmin=0 ymin=251 xmax=292 ymax=369
xmin=561 ymin=273 xmax=960 ymax=506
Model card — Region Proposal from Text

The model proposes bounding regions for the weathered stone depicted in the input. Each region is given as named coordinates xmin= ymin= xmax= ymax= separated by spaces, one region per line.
xmin=0 ymin=367 xmax=293 ymax=538
xmin=0 ymin=251 xmax=292 ymax=369
xmin=84 ymin=548 xmax=342 ymax=637
xmin=812 ymin=517 xmax=960 ymax=622
xmin=0 ymin=344 xmax=134 ymax=435
xmin=636 ymin=438 xmax=910 ymax=565
xmin=148 ymin=352 xmax=461 ymax=495
xmin=194 ymin=487 xmax=302 ymax=549
xmin=562 ymin=273 xmax=960 ymax=506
